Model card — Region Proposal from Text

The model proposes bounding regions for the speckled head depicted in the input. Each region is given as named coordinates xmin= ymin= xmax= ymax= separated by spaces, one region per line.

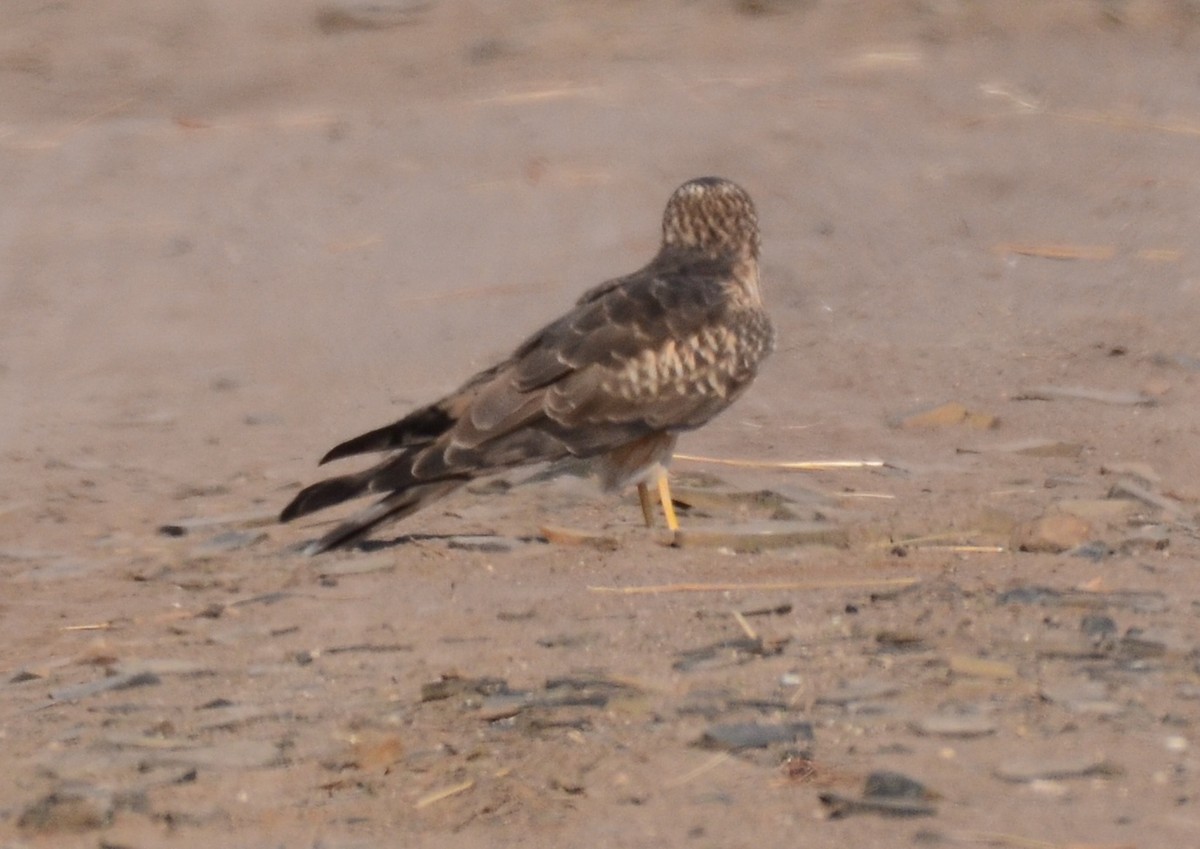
xmin=660 ymin=177 xmax=760 ymax=262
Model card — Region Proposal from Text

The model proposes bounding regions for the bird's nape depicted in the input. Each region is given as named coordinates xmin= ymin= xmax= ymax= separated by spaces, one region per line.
xmin=660 ymin=177 xmax=760 ymax=262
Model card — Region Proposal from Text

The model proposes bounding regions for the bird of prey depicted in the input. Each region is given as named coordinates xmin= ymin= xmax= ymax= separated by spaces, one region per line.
xmin=280 ymin=176 xmax=774 ymax=554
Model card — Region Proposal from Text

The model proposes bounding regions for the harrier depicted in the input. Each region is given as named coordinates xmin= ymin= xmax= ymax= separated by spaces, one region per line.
xmin=281 ymin=177 xmax=773 ymax=554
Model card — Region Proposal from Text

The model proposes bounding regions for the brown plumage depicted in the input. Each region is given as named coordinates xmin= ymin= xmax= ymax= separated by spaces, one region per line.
xmin=280 ymin=177 xmax=774 ymax=554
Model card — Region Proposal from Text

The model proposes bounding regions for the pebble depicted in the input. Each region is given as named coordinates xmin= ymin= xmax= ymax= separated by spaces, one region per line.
xmin=992 ymin=438 xmax=1085 ymax=458
xmin=694 ymin=721 xmax=814 ymax=751
xmin=1039 ymin=679 xmax=1122 ymax=716
xmin=1118 ymin=524 xmax=1169 ymax=553
xmin=912 ymin=711 xmax=997 ymax=737
xmin=315 ymin=1 xmax=433 ymax=34
xmin=819 ymin=771 xmax=937 ymax=818
xmin=1108 ymin=479 xmax=1181 ymax=517
xmin=18 ymin=783 xmax=125 ymax=833
xmin=1012 ymin=513 xmax=1093 ymax=553
xmin=539 ymin=524 xmax=620 ymax=550
xmin=1014 ymin=385 xmax=1156 ymax=406
xmin=994 ymin=753 xmax=1119 ymax=782
xmin=890 ymin=400 xmax=997 ymax=430
xmin=145 ymin=740 xmax=284 ymax=770
xmin=670 ymin=486 xmax=797 ymax=519
xmin=946 ymin=654 xmax=1017 ymax=680
xmin=445 ymin=535 xmax=516 ymax=553
xmin=815 ymin=677 xmax=902 ymax=706
xmin=1080 ymin=613 xmax=1118 ymax=639
xmin=1067 ymin=540 xmax=1110 ymax=561
xmin=50 ymin=670 xmax=161 ymax=703
xmin=1055 ymin=498 xmax=1138 ymax=522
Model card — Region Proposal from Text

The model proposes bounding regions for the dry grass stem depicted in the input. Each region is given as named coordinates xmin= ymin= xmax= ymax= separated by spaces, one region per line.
xmin=471 ymin=85 xmax=608 ymax=106
xmin=414 ymin=779 xmax=476 ymax=809
xmin=674 ymin=454 xmax=884 ymax=471
xmin=589 ymin=577 xmax=918 ymax=595
xmin=994 ymin=243 xmax=1116 ymax=261
xmin=664 ymin=753 xmax=731 ymax=789
xmin=1054 ymin=107 xmax=1200 ymax=138
xmin=731 ymin=610 xmax=758 ymax=640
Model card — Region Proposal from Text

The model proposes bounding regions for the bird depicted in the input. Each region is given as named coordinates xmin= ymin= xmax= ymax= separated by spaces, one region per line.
xmin=280 ymin=176 xmax=774 ymax=554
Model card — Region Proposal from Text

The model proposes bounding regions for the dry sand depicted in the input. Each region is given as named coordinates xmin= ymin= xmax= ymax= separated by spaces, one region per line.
xmin=4 ymin=1 xmax=1200 ymax=846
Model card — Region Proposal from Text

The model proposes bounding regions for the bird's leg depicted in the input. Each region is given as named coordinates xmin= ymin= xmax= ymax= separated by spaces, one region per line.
xmin=637 ymin=482 xmax=656 ymax=527
xmin=657 ymin=475 xmax=679 ymax=532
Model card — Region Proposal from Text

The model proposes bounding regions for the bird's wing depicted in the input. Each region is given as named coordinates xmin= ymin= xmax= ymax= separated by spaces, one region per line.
xmin=314 ymin=254 xmax=734 ymax=466
xmin=289 ymin=256 xmax=769 ymax=514
xmin=409 ymin=257 xmax=768 ymax=477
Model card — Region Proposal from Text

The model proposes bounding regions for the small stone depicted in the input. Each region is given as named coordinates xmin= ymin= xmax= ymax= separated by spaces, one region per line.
xmin=995 ymin=754 xmax=1120 ymax=782
xmin=1108 ymin=480 xmax=1181 ymax=516
xmin=18 ymin=784 xmax=121 ymax=833
xmin=1080 ymin=613 xmax=1118 ymax=638
xmin=819 ymin=772 xmax=937 ymax=819
xmin=1118 ymin=525 xmax=1169 ymax=553
xmin=694 ymin=721 xmax=814 ymax=751
xmin=1014 ymin=385 xmax=1156 ymax=406
xmin=815 ymin=677 xmax=902 ymax=706
xmin=315 ymin=1 xmax=432 ymax=34
xmin=147 ymin=740 xmax=284 ymax=770
xmin=891 ymin=401 xmax=997 ymax=430
xmin=50 ymin=670 xmax=161 ymax=702
xmin=994 ymin=438 xmax=1085 ymax=458
xmin=912 ymin=711 xmax=997 ymax=737
xmin=1067 ymin=540 xmax=1110 ymax=561
xmin=1055 ymin=498 xmax=1138 ymax=522
xmin=445 ymin=535 xmax=515 ymax=553
xmin=947 ymin=654 xmax=1018 ymax=680
xmin=479 ymin=693 xmax=530 ymax=721
xmin=1012 ymin=513 xmax=1093 ymax=553
xmin=539 ymin=524 xmax=620 ymax=550
xmin=1039 ymin=679 xmax=1121 ymax=715
xmin=1119 ymin=627 xmax=1189 ymax=659
xmin=1100 ymin=461 xmax=1161 ymax=486
xmin=864 ymin=771 xmax=934 ymax=801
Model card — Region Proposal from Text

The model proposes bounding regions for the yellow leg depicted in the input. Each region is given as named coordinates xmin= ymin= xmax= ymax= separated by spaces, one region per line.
xmin=657 ymin=475 xmax=679 ymax=532
xmin=637 ymin=482 xmax=655 ymax=527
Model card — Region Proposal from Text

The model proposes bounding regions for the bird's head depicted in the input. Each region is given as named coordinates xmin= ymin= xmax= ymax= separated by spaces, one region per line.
xmin=660 ymin=177 xmax=760 ymax=262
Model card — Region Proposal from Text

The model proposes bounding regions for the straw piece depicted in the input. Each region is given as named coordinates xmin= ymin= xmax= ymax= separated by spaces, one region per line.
xmin=673 ymin=454 xmax=884 ymax=471
xmin=994 ymin=243 xmax=1115 ymax=261
xmin=414 ymin=779 xmax=475 ymax=809
xmin=588 ymin=577 xmax=918 ymax=595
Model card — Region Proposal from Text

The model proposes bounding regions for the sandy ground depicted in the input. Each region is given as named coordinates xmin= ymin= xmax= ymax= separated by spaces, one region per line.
xmin=4 ymin=1 xmax=1200 ymax=846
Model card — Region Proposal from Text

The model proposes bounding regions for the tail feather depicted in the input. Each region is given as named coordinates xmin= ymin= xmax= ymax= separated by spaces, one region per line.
xmin=279 ymin=471 xmax=374 ymax=523
xmin=320 ymin=406 xmax=454 ymax=465
xmin=302 ymin=480 xmax=465 ymax=555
